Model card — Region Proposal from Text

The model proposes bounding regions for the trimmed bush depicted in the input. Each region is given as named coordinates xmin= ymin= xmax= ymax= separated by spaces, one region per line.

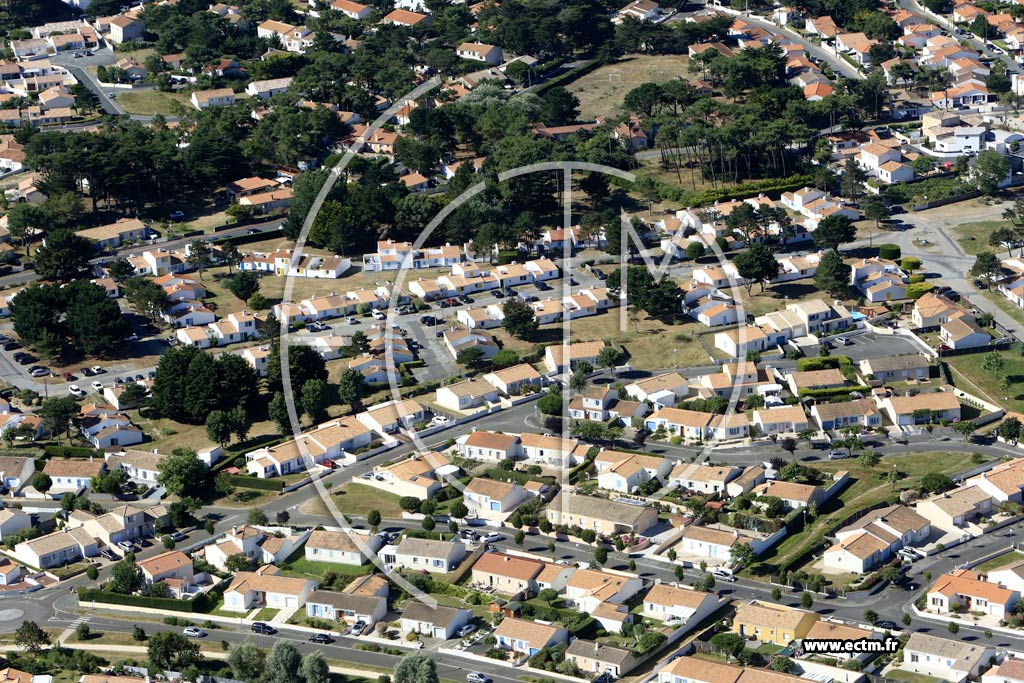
xmin=878 ymin=244 xmax=901 ymax=260
xmin=797 ymin=385 xmax=872 ymax=399
xmin=906 ymin=282 xmax=934 ymax=299
xmin=901 ymin=256 xmax=922 ymax=271
xmin=44 ymin=445 xmax=102 ymax=459
xmin=77 ymin=587 xmax=220 ymax=613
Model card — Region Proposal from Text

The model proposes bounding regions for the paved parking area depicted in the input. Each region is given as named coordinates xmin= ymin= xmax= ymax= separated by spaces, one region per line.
xmin=830 ymin=331 xmax=927 ymax=362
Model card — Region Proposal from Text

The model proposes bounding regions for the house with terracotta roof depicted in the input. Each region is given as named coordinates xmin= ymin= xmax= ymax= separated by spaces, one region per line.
xmin=732 ymin=600 xmax=819 ymax=645
xmin=495 ymin=617 xmax=569 ymax=655
xmin=804 ymin=621 xmax=881 ymax=662
xmin=471 ymin=552 xmax=545 ymax=594
xmin=456 ymin=42 xmax=503 ymax=65
xmin=566 ymin=640 xmax=638 ymax=679
xmin=368 ymin=452 xmax=454 ymax=500
xmin=205 ymin=525 xmax=309 ymax=571
xmin=676 ymin=525 xmax=760 ymax=564
xmin=751 ymin=406 xmax=810 ymax=437
xmin=916 ymin=485 xmax=995 ymax=532
xmin=595 ymin=450 xmax=672 ymax=493
xmin=824 ymin=504 xmax=930 ymax=573
xmin=967 ymin=458 xmax=1024 ymax=503
xmin=42 ymin=459 xmax=105 ymax=493
xmin=482 ymin=363 xmax=543 ymax=396
xmin=464 ymin=478 xmax=530 ymax=517
xmin=13 ymin=527 xmax=98 ymax=569
xmin=75 ymin=218 xmax=149 ymax=250
xmin=877 ymin=391 xmax=962 ymax=426
xmin=380 ymin=9 xmax=431 ymax=26
xmin=436 ymin=378 xmax=500 ymax=413
xmin=642 ymin=582 xmax=718 ymax=626
xmin=752 ymin=479 xmax=824 ymax=510
xmin=245 ymin=418 xmax=372 ymax=478
xmin=928 ymin=569 xmax=1019 ymax=618
xmin=810 ymin=397 xmax=882 ymax=431
xmin=566 ymin=567 xmax=644 ymax=614
xmin=458 ymin=430 xmax=521 ymax=461
xmin=981 ymin=658 xmax=1024 ymax=683
xmin=940 ymin=315 xmax=991 ymax=350
xmin=190 ymin=88 xmax=236 ymax=110
xmin=138 ymin=550 xmax=195 ymax=597
xmin=668 ymin=463 xmax=742 ymax=495
xmin=224 ymin=565 xmax=317 ymax=611
xmin=330 ymin=0 xmax=373 ymax=19
xmin=543 ymin=340 xmax=606 ymax=373
xmin=356 ymin=399 xmax=429 ymax=435
xmin=725 ymin=465 xmax=767 ymax=498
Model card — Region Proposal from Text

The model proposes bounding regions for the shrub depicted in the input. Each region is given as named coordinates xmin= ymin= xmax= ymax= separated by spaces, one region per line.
xmin=901 ymin=256 xmax=922 ymax=271
xmin=878 ymin=244 xmax=901 ymax=260
xmin=906 ymin=282 xmax=934 ymax=299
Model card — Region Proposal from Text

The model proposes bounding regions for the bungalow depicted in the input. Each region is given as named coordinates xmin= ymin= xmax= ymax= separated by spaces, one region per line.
xmin=624 ymin=372 xmax=689 ymax=406
xmin=223 ymin=565 xmax=317 ymax=611
xmin=494 ymin=617 xmax=569 ymax=656
xmin=205 ymin=525 xmax=304 ymax=571
xmin=566 ymin=568 xmax=644 ymax=615
xmin=824 ymin=504 xmax=931 ymax=573
xmin=190 ymin=88 xmax=236 ymax=110
xmin=306 ymin=589 xmax=387 ymax=625
xmin=668 ymin=463 xmax=742 ymax=495
xmin=751 ymin=406 xmax=809 ymax=437
xmin=546 ymin=492 xmax=657 ymax=535
xmin=13 ymin=527 xmax=98 ymax=569
xmin=471 ymin=551 xmax=545 ymax=595
xmin=751 ymin=480 xmax=823 ymax=509
xmin=356 ymin=399 xmax=429 ymax=434
xmin=464 ymin=478 xmax=529 ymax=515
xmin=520 ymin=433 xmax=580 ymax=467
xmin=482 ymin=363 xmax=543 ymax=396
xmin=642 ymin=582 xmax=718 ymax=626
xmin=543 ymin=340 xmax=606 ymax=374
xmin=137 ymin=550 xmax=195 ymax=596
xmin=436 ymin=378 xmax=500 ymax=413
xmin=382 ymin=537 xmax=466 ymax=572
xmin=303 ymin=529 xmax=382 ymax=566
xmin=596 ymin=452 xmax=672 ymax=493
xmin=878 ymin=391 xmax=961 ymax=426
xmin=368 ymin=453 xmax=451 ymax=500
xmin=245 ymin=77 xmax=292 ymax=100
xmin=330 ymin=0 xmax=372 ymax=19
xmin=940 ymin=315 xmax=990 ymax=350
xmin=42 ymin=459 xmax=105 ymax=493
xmin=75 ymin=218 xmax=149 ymax=250
xmin=901 ymin=632 xmax=994 ymax=683
xmin=458 ymin=430 xmax=521 ymax=461
xmin=859 ymin=355 xmax=931 ymax=382
xmin=246 ymin=418 xmax=371 ymax=477
xmin=677 ymin=525 xmax=754 ymax=564
xmin=0 ymin=456 xmax=35 ymax=494
xmin=565 ymin=641 xmax=638 ymax=680
xmin=810 ymin=397 xmax=882 ymax=431
xmin=442 ymin=328 xmax=498 ymax=360
xmin=927 ymin=569 xmax=1019 ymax=619
xmin=725 ymin=466 xmax=768 ymax=498
xmin=456 ymin=42 xmax=503 ymax=65
xmin=732 ymin=600 xmax=819 ymax=645
xmin=400 ymin=602 xmax=470 ymax=640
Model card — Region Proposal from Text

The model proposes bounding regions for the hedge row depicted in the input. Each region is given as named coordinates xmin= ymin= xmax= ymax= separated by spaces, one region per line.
xmin=222 ymin=474 xmax=285 ymax=491
xmin=77 ymin=587 xmax=219 ymax=613
xmin=44 ymin=445 xmax=102 ymax=459
xmin=795 ymin=356 xmax=852 ymax=372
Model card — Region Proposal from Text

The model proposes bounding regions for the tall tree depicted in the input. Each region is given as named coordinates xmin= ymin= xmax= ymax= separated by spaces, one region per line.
xmin=265 ymin=642 xmax=302 ymax=683
xmin=733 ymin=244 xmax=780 ymax=292
xmin=157 ymin=448 xmax=207 ymax=498
xmin=812 ymin=215 xmax=857 ymax=251
xmin=33 ymin=229 xmax=94 ymax=282
xmin=813 ymin=250 xmax=852 ymax=296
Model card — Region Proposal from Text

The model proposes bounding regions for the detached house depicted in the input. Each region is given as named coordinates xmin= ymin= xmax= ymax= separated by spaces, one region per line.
xmin=224 ymin=565 xmax=317 ymax=612
xmin=642 ymin=582 xmax=718 ymax=626
xmin=471 ymin=552 xmax=545 ymax=595
xmin=732 ymin=600 xmax=819 ymax=646
xmin=927 ymin=569 xmax=1019 ymax=619
xmin=546 ymin=492 xmax=657 ymax=534
xmin=456 ymin=42 xmax=503 ymax=65
xmin=494 ymin=618 xmax=569 ymax=656
xmin=464 ymin=478 xmax=530 ymax=515
xmin=303 ymin=529 xmax=382 ymax=566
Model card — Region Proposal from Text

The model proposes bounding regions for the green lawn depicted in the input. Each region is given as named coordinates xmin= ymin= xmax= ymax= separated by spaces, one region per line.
xmin=976 ymin=551 xmax=1024 ymax=573
xmin=115 ymin=89 xmax=193 ymax=116
xmin=252 ymin=607 xmax=280 ymax=621
xmin=332 ymin=483 xmax=405 ymax=518
xmin=952 ymin=220 xmax=1007 ymax=256
xmin=945 ymin=349 xmax=1024 ymax=412
xmin=278 ymin=546 xmax=373 ymax=579
xmin=977 ymin=290 xmax=1024 ymax=329
xmin=759 ymin=452 xmax=980 ymax=576
xmin=884 ymin=670 xmax=943 ymax=683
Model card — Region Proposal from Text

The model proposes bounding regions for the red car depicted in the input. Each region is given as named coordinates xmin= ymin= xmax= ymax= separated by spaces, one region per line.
xmin=63 ymin=372 xmax=76 ymax=381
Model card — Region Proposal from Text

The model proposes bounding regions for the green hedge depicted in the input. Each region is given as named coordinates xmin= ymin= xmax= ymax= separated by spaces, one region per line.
xmin=634 ymin=173 xmax=815 ymax=209
xmin=796 ymin=356 xmax=852 ymax=372
xmin=44 ymin=445 xmax=102 ymax=459
xmin=878 ymin=244 xmax=901 ymax=260
xmin=223 ymin=474 xmax=285 ymax=491
xmin=77 ymin=587 xmax=219 ymax=613
xmin=797 ymin=385 xmax=871 ymax=399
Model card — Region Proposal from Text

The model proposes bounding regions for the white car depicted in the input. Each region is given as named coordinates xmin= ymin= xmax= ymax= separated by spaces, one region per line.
xmin=371 ymin=309 xmax=385 ymax=320
xmin=90 ymin=381 xmax=104 ymax=392
xmin=430 ymin=415 xmax=451 ymax=426
xmin=481 ymin=532 xmax=502 ymax=544
xmin=68 ymin=385 xmax=85 ymax=397
xmin=828 ymin=450 xmax=848 ymax=460
xmin=182 ymin=627 xmax=206 ymax=638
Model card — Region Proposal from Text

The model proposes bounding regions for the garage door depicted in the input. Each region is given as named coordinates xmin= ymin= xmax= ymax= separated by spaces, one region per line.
xmin=286 ymin=596 xmax=297 ymax=608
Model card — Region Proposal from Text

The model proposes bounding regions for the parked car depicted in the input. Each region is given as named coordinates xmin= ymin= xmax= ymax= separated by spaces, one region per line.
xmin=347 ymin=317 xmax=359 ymax=324
xmin=350 ymin=621 xmax=368 ymax=636
xmin=711 ymin=569 xmax=737 ymax=582
xmin=491 ymin=289 xmax=505 ymax=299
xmin=171 ymin=531 xmax=187 ymax=542
xmin=876 ymin=620 xmax=899 ymax=631
xmin=481 ymin=532 xmax=502 ymax=544
xmin=28 ymin=367 xmax=49 ymax=378
xmin=17 ymin=355 xmax=36 ymax=366
xmin=169 ymin=211 xmax=185 ymax=221
xmin=828 ymin=450 xmax=848 ymax=460
xmin=63 ymin=372 xmax=76 ymax=381
xmin=91 ymin=381 xmax=104 ymax=392
xmin=116 ymin=540 xmax=134 ymax=551
xmin=466 ymin=674 xmax=491 ymax=683
xmin=430 ymin=415 xmax=451 ymax=426
xmin=458 ymin=294 xmax=473 ymax=304
xmin=80 ymin=367 xmax=95 ymax=377
xmin=834 ymin=336 xmax=851 ymax=346
xmin=68 ymin=385 xmax=85 ymax=397
xmin=1 ymin=342 xmax=19 ymax=351
xmin=309 ymin=633 xmax=334 ymax=644
xmin=457 ymin=624 xmax=477 ymax=638
xmin=251 ymin=622 xmax=275 ymax=635
xmin=536 ymin=281 xmax=551 ymax=291
xmin=183 ymin=627 xmax=206 ymax=638
xmin=91 ymin=366 xmax=106 ymax=374
xmin=592 ymin=267 xmax=607 ymax=281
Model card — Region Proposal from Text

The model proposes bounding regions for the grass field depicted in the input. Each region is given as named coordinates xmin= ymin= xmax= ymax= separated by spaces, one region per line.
xmin=278 ymin=548 xmax=373 ymax=580
xmin=116 ymin=89 xmax=193 ymax=116
xmin=945 ymin=349 xmax=1024 ymax=412
xmin=952 ymin=220 xmax=1009 ymax=256
xmin=567 ymin=54 xmax=693 ymax=119
xmin=975 ymin=550 xmax=1024 ymax=573
xmin=299 ymin=482 xmax=405 ymax=519
xmin=883 ymin=670 xmax=943 ymax=683
xmin=760 ymin=451 xmax=980 ymax=576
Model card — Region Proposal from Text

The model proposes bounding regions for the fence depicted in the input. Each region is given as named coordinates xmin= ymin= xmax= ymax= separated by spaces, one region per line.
xmin=936 ymin=339 xmax=1014 ymax=358
xmin=910 ymin=190 xmax=981 ymax=211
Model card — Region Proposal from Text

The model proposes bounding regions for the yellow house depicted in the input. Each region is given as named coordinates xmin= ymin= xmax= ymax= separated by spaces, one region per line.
xmin=732 ymin=600 xmax=819 ymax=646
